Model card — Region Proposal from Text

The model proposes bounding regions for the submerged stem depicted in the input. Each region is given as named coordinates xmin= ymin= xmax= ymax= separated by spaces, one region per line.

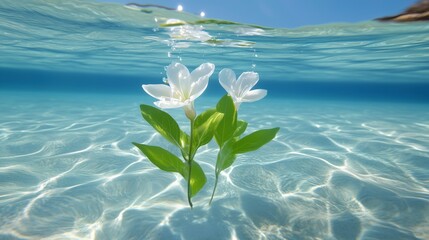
xmin=187 ymin=119 xmax=195 ymax=208
xmin=209 ymin=173 xmax=219 ymax=205
xmin=187 ymin=161 xmax=193 ymax=208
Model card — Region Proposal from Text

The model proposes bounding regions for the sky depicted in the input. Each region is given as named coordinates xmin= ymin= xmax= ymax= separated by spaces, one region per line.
xmin=102 ymin=0 xmax=418 ymax=28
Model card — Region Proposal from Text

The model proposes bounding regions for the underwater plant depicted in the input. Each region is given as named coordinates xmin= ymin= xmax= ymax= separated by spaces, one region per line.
xmin=133 ymin=62 xmax=279 ymax=208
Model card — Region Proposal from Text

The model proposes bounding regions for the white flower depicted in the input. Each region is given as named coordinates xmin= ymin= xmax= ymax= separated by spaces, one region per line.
xmin=219 ymin=68 xmax=267 ymax=109
xmin=143 ymin=62 xmax=215 ymax=119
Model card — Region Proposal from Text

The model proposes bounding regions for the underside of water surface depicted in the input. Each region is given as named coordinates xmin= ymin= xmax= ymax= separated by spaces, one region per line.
xmin=1 ymin=0 xmax=429 ymax=239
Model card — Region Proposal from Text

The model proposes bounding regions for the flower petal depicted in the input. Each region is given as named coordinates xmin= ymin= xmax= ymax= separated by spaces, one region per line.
xmin=218 ymin=68 xmax=236 ymax=96
xmin=187 ymin=63 xmax=214 ymax=100
xmin=235 ymin=72 xmax=259 ymax=98
xmin=241 ymin=89 xmax=267 ymax=102
xmin=189 ymin=77 xmax=209 ymax=101
xmin=154 ymin=99 xmax=187 ymax=108
xmin=179 ymin=75 xmax=193 ymax=99
xmin=190 ymin=62 xmax=215 ymax=83
xmin=142 ymin=84 xmax=171 ymax=100
xmin=166 ymin=62 xmax=190 ymax=93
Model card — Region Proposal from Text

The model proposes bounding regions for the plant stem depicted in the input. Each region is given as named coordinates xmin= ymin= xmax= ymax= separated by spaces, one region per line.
xmin=209 ymin=173 xmax=219 ymax=205
xmin=187 ymin=119 xmax=194 ymax=208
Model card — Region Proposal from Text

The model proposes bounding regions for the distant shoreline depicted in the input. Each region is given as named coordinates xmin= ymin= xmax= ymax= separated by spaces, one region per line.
xmin=377 ymin=0 xmax=429 ymax=22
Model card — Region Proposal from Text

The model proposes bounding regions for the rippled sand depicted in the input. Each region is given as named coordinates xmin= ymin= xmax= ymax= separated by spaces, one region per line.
xmin=1 ymin=91 xmax=428 ymax=240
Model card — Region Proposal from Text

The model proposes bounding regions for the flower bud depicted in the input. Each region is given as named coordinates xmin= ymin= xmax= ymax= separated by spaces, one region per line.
xmin=184 ymin=104 xmax=196 ymax=120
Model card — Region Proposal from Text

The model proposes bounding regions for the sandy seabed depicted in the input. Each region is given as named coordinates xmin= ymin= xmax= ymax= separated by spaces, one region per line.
xmin=1 ymin=91 xmax=428 ymax=240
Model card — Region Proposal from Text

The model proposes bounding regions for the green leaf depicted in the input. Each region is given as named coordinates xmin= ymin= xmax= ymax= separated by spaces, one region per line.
xmin=179 ymin=132 xmax=190 ymax=160
xmin=139 ymin=104 xmax=182 ymax=148
xmin=234 ymin=120 xmax=248 ymax=137
xmin=134 ymin=142 xmax=206 ymax=200
xmin=182 ymin=161 xmax=207 ymax=197
xmin=233 ymin=127 xmax=280 ymax=154
xmin=214 ymin=95 xmax=237 ymax=147
xmin=132 ymin=143 xmax=185 ymax=173
xmin=216 ymin=139 xmax=237 ymax=174
xmin=194 ymin=108 xmax=216 ymax=128
xmin=210 ymin=139 xmax=236 ymax=204
xmin=194 ymin=111 xmax=224 ymax=149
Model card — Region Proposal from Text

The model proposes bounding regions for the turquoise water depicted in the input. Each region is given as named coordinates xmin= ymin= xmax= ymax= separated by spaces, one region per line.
xmin=1 ymin=0 xmax=429 ymax=239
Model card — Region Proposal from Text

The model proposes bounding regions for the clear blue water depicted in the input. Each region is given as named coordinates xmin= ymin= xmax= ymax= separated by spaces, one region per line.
xmin=1 ymin=1 xmax=429 ymax=239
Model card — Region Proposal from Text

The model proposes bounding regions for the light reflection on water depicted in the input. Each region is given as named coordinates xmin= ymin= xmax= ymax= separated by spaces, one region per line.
xmin=1 ymin=91 xmax=428 ymax=239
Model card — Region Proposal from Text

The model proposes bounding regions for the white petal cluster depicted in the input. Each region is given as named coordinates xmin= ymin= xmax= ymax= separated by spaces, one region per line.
xmin=143 ymin=62 xmax=215 ymax=119
xmin=219 ymin=68 xmax=267 ymax=109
